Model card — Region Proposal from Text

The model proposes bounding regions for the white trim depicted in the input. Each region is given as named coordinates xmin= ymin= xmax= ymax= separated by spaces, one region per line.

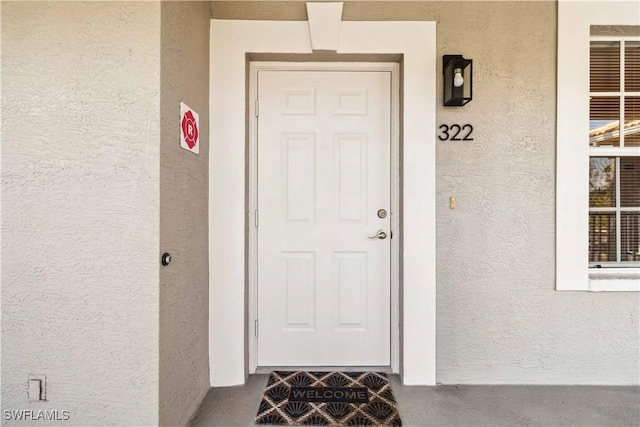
xmin=588 ymin=208 xmax=640 ymax=213
xmin=615 ymin=157 xmax=621 ymax=261
xmin=210 ymin=19 xmax=436 ymax=386
xmin=255 ymin=366 xmax=393 ymax=375
xmin=389 ymin=62 xmax=401 ymax=376
xmin=589 ymin=256 xmax=640 ymax=290
xmin=556 ymin=0 xmax=640 ymax=291
xmin=588 ymin=147 xmax=640 ymax=157
xmin=588 ymin=279 xmax=640 ymax=292
xmin=248 ymin=63 xmax=259 ymax=375
xmin=306 ymin=3 xmax=343 ymax=51
xmin=591 ymin=35 xmax=640 ymax=42
xmin=248 ymin=61 xmax=401 ymax=375
xmin=590 ymin=267 xmax=640 ymax=274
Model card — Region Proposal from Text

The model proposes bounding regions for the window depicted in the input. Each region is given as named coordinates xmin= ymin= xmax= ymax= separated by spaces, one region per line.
xmin=556 ymin=1 xmax=640 ymax=291
xmin=589 ymin=35 xmax=640 ymax=268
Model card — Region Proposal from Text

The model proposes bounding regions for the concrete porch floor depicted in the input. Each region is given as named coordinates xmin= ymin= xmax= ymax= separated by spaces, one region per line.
xmin=188 ymin=375 xmax=640 ymax=426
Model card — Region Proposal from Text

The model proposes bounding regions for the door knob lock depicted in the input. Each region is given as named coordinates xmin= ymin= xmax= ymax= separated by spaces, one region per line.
xmin=368 ymin=229 xmax=387 ymax=240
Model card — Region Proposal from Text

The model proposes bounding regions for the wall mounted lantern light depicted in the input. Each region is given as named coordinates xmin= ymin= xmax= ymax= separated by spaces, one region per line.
xmin=443 ymin=55 xmax=473 ymax=106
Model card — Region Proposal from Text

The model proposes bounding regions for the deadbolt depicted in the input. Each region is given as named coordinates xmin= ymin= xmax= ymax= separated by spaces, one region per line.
xmin=377 ymin=209 xmax=388 ymax=219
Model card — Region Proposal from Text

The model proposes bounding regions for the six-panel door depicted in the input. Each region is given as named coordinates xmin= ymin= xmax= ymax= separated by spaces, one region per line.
xmin=257 ymin=70 xmax=391 ymax=366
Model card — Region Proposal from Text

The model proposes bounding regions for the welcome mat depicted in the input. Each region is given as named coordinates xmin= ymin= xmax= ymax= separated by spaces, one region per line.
xmin=255 ymin=371 xmax=402 ymax=426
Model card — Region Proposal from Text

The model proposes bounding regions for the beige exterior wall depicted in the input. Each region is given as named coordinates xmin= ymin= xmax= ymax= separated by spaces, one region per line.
xmin=2 ymin=2 xmax=212 ymax=424
xmin=1 ymin=2 xmax=161 ymax=425
xmin=1 ymin=4 xmax=637 ymax=426
xmin=213 ymin=1 xmax=640 ymax=384
xmin=159 ymin=2 xmax=211 ymax=426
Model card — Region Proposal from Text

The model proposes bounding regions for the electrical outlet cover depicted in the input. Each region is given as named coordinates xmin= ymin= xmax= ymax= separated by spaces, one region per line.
xmin=28 ymin=375 xmax=46 ymax=401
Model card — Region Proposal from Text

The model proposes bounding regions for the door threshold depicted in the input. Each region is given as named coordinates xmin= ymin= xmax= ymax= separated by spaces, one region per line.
xmin=255 ymin=366 xmax=393 ymax=374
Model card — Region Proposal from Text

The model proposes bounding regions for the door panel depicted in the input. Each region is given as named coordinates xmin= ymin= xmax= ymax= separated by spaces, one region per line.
xmin=257 ymin=70 xmax=391 ymax=366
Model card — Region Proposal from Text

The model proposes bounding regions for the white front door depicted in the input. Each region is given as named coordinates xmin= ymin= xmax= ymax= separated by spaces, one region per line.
xmin=257 ymin=69 xmax=391 ymax=366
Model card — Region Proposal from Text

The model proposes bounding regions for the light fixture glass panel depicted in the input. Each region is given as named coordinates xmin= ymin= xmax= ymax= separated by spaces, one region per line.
xmin=444 ymin=62 xmax=453 ymax=104
xmin=462 ymin=64 xmax=472 ymax=99
xmin=590 ymin=41 xmax=620 ymax=92
xmin=589 ymin=97 xmax=620 ymax=147
xmin=620 ymin=157 xmax=640 ymax=207
xmin=625 ymin=41 xmax=640 ymax=92
xmin=620 ymin=212 xmax=640 ymax=262
xmin=624 ymin=97 xmax=640 ymax=147
xmin=589 ymin=157 xmax=616 ymax=208
xmin=589 ymin=213 xmax=617 ymax=262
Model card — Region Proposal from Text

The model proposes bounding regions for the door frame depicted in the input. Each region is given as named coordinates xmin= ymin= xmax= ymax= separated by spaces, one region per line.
xmin=248 ymin=62 xmax=401 ymax=373
xmin=210 ymin=18 xmax=436 ymax=386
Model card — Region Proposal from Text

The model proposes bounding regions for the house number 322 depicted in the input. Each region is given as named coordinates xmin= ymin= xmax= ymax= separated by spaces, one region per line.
xmin=438 ymin=124 xmax=474 ymax=141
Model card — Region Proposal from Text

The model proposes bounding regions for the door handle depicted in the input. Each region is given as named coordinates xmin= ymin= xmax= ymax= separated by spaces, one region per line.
xmin=368 ymin=229 xmax=387 ymax=240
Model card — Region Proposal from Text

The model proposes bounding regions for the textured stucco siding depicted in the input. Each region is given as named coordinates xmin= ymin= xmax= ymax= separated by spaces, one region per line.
xmin=213 ymin=1 xmax=640 ymax=385
xmin=159 ymin=2 xmax=211 ymax=426
xmin=1 ymin=2 xmax=161 ymax=425
xmin=429 ymin=1 xmax=638 ymax=385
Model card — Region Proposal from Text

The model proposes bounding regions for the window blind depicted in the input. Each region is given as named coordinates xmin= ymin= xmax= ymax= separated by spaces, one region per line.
xmin=625 ymin=41 xmax=640 ymax=92
xmin=590 ymin=41 xmax=620 ymax=92
xmin=624 ymin=97 xmax=640 ymax=147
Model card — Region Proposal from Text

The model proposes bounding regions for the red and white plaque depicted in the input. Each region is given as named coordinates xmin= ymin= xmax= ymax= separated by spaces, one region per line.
xmin=180 ymin=102 xmax=199 ymax=154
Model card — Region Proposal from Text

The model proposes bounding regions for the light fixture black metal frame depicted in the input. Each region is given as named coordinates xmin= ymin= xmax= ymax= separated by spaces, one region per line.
xmin=443 ymin=55 xmax=473 ymax=106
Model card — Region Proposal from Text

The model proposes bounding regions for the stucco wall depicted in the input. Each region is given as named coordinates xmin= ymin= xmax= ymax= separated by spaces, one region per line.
xmin=159 ymin=2 xmax=211 ymax=426
xmin=213 ymin=1 xmax=640 ymax=385
xmin=1 ymin=2 xmax=160 ymax=425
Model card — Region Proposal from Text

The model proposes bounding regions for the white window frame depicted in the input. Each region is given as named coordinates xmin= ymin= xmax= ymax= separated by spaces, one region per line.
xmin=557 ymin=0 xmax=640 ymax=292
xmin=589 ymin=37 xmax=640 ymax=273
